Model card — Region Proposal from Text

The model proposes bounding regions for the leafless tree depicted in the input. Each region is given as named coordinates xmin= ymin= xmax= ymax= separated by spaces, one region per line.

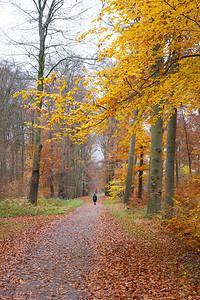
xmin=3 ymin=0 xmax=98 ymax=204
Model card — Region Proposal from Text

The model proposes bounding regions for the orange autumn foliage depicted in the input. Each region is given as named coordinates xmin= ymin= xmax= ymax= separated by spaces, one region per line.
xmin=165 ymin=176 xmax=200 ymax=251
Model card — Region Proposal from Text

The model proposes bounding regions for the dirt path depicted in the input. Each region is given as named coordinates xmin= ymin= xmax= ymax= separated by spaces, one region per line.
xmin=1 ymin=199 xmax=103 ymax=300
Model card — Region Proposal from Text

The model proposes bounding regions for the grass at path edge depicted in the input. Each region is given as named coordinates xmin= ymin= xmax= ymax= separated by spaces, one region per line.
xmin=0 ymin=197 xmax=84 ymax=239
xmin=0 ymin=197 xmax=84 ymax=218
xmin=104 ymin=201 xmax=151 ymax=239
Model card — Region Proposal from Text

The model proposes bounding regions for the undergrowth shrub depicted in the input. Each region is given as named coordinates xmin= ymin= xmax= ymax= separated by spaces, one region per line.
xmin=166 ymin=176 xmax=200 ymax=251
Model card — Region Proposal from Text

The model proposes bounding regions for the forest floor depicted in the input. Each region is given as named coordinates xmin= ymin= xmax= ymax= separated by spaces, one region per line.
xmin=0 ymin=196 xmax=199 ymax=299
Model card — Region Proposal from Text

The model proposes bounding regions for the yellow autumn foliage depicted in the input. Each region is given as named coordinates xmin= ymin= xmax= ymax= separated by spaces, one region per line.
xmin=165 ymin=176 xmax=200 ymax=251
xmin=65 ymin=0 xmax=200 ymax=140
xmin=107 ymin=178 xmax=125 ymax=202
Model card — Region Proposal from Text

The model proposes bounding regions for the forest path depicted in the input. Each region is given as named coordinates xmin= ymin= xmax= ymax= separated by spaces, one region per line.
xmin=1 ymin=197 xmax=103 ymax=300
xmin=1 ymin=196 xmax=199 ymax=299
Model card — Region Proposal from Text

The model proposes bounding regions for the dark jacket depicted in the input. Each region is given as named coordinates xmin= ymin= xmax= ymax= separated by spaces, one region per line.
xmin=93 ymin=194 xmax=97 ymax=202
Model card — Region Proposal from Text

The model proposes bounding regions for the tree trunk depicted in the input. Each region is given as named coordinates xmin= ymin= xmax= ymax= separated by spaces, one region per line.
xmin=29 ymin=143 xmax=42 ymax=204
xmin=49 ymin=169 xmax=54 ymax=198
xmin=15 ymin=145 xmax=19 ymax=180
xmin=175 ymin=142 xmax=179 ymax=187
xmin=21 ymin=127 xmax=25 ymax=179
xmin=123 ymin=132 xmax=136 ymax=203
xmin=163 ymin=109 xmax=177 ymax=219
xmin=146 ymin=44 xmax=163 ymax=217
xmin=105 ymin=170 xmax=113 ymax=196
xmin=105 ymin=154 xmax=114 ymax=196
xmin=58 ymin=135 xmax=67 ymax=198
xmin=124 ymin=110 xmax=139 ymax=205
xmin=29 ymin=1 xmax=46 ymax=205
xmin=29 ymin=102 xmax=43 ymax=205
xmin=146 ymin=108 xmax=163 ymax=217
xmin=138 ymin=150 xmax=143 ymax=199
xmin=11 ymin=147 xmax=15 ymax=182
xmin=181 ymin=109 xmax=192 ymax=174
xmin=1 ymin=140 xmax=7 ymax=182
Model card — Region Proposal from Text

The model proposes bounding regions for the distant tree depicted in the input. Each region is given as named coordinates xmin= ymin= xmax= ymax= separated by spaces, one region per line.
xmin=0 ymin=60 xmax=29 ymax=197
xmin=8 ymin=0 xmax=96 ymax=204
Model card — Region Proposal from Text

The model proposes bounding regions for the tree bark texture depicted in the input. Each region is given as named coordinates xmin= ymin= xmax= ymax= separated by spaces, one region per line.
xmin=146 ymin=44 xmax=163 ymax=217
xmin=124 ymin=110 xmax=139 ymax=205
xmin=163 ymin=109 xmax=177 ymax=219
xmin=146 ymin=108 xmax=163 ymax=217
xmin=29 ymin=144 xmax=42 ymax=205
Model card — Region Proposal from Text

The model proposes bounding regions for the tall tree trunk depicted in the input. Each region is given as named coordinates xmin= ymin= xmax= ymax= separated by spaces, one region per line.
xmin=138 ymin=149 xmax=143 ymax=199
xmin=58 ymin=135 xmax=67 ymax=198
xmin=29 ymin=143 xmax=42 ymax=204
xmin=123 ymin=134 xmax=136 ymax=203
xmin=163 ymin=109 xmax=177 ymax=219
xmin=181 ymin=109 xmax=192 ymax=174
xmin=175 ymin=142 xmax=179 ymax=187
xmin=21 ymin=127 xmax=25 ymax=179
xmin=146 ymin=109 xmax=163 ymax=217
xmin=146 ymin=44 xmax=163 ymax=217
xmin=124 ymin=110 xmax=139 ymax=205
xmin=15 ymin=145 xmax=19 ymax=180
xmin=11 ymin=147 xmax=15 ymax=182
xmin=28 ymin=2 xmax=45 ymax=205
xmin=28 ymin=102 xmax=43 ymax=204
xmin=48 ymin=133 xmax=55 ymax=198
xmin=1 ymin=140 xmax=7 ymax=182
xmin=105 ymin=153 xmax=114 ymax=196
xmin=105 ymin=169 xmax=113 ymax=196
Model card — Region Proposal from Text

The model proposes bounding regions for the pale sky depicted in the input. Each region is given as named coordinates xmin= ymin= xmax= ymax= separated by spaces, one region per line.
xmin=0 ymin=0 xmax=101 ymax=67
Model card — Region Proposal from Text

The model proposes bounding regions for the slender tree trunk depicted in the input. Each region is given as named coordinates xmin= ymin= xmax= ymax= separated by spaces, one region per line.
xmin=80 ymin=168 xmax=84 ymax=196
xmin=105 ymin=165 xmax=114 ymax=196
xmin=181 ymin=109 xmax=192 ymax=174
xmin=48 ymin=133 xmax=55 ymax=198
xmin=48 ymin=169 xmax=54 ymax=198
xmin=1 ymin=140 xmax=7 ymax=182
xmin=58 ymin=135 xmax=67 ymax=198
xmin=124 ymin=110 xmax=139 ymax=205
xmin=15 ymin=145 xmax=19 ymax=180
xmin=105 ymin=173 xmax=110 ymax=196
xmin=175 ymin=143 xmax=179 ymax=187
xmin=21 ymin=128 xmax=25 ymax=179
xmin=163 ymin=109 xmax=177 ymax=219
xmin=11 ymin=147 xmax=15 ymax=182
xmin=105 ymin=151 xmax=114 ymax=196
xmin=138 ymin=150 xmax=143 ymax=199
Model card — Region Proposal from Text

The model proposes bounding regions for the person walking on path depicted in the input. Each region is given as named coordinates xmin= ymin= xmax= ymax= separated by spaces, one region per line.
xmin=93 ymin=193 xmax=97 ymax=205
